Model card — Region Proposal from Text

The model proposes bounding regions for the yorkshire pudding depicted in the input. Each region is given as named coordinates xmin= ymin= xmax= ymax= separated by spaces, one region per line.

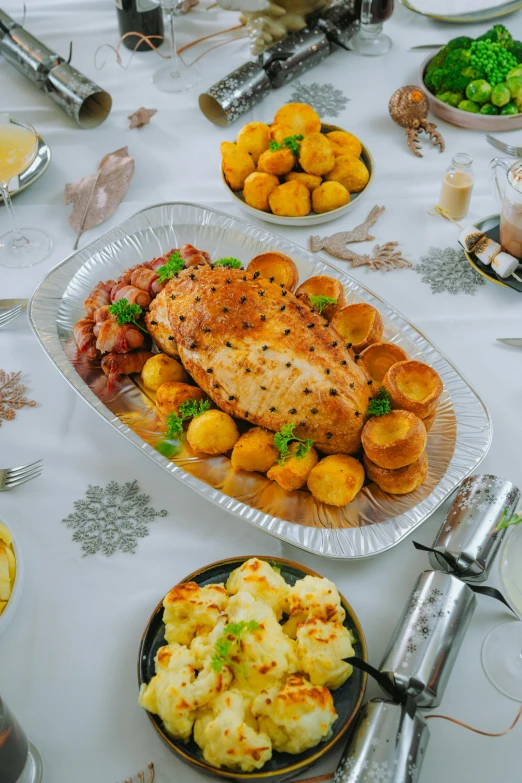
xmin=363 ymin=450 xmax=428 ymax=495
xmin=383 ymin=360 xmax=443 ymax=420
xmin=358 ymin=342 xmax=409 ymax=385
xmin=361 ymin=410 xmax=427 ymax=469
xmin=331 ymin=303 xmax=383 ymax=354
xmin=246 ymin=252 xmax=299 ymax=291
xmin=295 ymin=275 xmax=346 ymax=321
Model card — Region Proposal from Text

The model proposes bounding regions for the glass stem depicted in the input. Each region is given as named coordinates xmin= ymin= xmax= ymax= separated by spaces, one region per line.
xmin=168 ymin=9 xmax=181 ymax=77
xmin=0 ymin=183 xmax=28 ymax=248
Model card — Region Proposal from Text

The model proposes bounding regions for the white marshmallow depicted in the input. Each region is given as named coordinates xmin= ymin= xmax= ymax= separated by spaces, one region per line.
xmin=474 ymin=237 xmax=501 ymax=266
xmin=459 ymin=226 xmax=485 ymax=254
xmin=491 ymin=251 xmax=520 ymax=279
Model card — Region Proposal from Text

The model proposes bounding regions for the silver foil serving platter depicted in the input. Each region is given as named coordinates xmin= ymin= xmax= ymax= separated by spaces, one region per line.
xmin=29 ymin=203 xmax=492 ymax=559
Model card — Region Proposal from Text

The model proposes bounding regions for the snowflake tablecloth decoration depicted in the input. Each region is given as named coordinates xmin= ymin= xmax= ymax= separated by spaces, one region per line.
xmin=0 ymin=369 xmax=36 ymax=426
xmin=416 ymin=247 xmax=486 ymax=295
xmin=62 ymin=480 xmax=167 ymax=556
xmin=287 ymin=80 xmax=349 ymax=117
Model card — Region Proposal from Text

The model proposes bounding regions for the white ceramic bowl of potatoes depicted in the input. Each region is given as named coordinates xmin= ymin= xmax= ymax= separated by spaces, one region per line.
xmin=0 ymin=520 xmax=23 ymax=639
xmin=220 ymin=103 xmax=374 ymax=227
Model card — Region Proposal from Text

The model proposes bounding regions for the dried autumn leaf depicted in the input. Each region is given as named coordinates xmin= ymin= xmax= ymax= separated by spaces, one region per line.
xmin=65 ymin=147 xmax=135 ymax=250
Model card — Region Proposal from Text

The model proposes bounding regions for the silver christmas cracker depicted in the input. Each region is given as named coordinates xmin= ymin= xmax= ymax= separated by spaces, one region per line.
xmin=0 ymin=10 xmax=111 ymax=128
xmin=333 ymin=699 xmax=430 ymax=783
xmin=379 ymin=570 xmax=476 ymax=708
xmin=199 ymin=61 xmax=271 ymax=127
xmin=259 ymin=27 xmax=331 ymax=89
xmin=429 ymin=474 xmax=520 ymax=582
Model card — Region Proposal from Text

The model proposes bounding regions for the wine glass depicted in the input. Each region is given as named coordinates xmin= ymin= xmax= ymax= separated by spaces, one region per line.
xmin=0 ymin=116 xmax=53 ymax=269
xmin=482 ymin=519 xmax=522 ymax=700
xmin=152 ymin=0 xmax=200 ymax=93
xmin=348 ymin=0 xmax=394 ymax=56
xmin=0 ymin=697 xmax=43 ymax=783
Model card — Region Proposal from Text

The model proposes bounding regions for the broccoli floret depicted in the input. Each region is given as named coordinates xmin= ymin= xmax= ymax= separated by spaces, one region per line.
xmin=426 ymin=48 xmax=448 ymax=74
xmin=445 ymin=49 xmax=471 ymax=70
xmin=445 ymin=36 xmax=474 ymax=52
xmin=462 ymin=65 xmax=481 ymax=80
xmin=477 ymin=25 xmax=512 ymax=46
xmin=506 ymin=40 xmax=522 ymax=64
xmin=443 ymin=72 xmax=471 ymax=92
xmin=425 ymin=67 xmax=446 ymax=92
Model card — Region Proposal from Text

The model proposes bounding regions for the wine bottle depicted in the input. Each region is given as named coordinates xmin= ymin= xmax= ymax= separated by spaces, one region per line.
xmin=115 ymin=0 xmax=164 ymax=52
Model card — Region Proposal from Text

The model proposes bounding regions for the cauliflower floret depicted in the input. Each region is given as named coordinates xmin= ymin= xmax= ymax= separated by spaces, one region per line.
xmin=282 ymin=575 xmax=346 ymax=638
xmin=296 ymin=618 xmax=354 ymax=690
xmin=138 ymin=643 xmax=233 ymax=740
xmin=226 ymin=558 xmax=289 ymax=620
xmin=251 ymin=674 xmax=338 ymax=753
xmin=194 ymin=689 xmax=272 ymax=772
xmin=162 ymin=582 xmax=228 ymax=645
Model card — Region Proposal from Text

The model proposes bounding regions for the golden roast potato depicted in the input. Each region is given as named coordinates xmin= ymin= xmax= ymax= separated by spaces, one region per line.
xmin=312 ymin=182 xmax=350 ymax=214
xmin=243 ymin=172 xmax=280 ymax=212
xmin=187 ymin=410 xmax=239 ymax=454
xmin=236 ymin=122 xmax=270 ymax=164
xmin=326 ymin=131 xmax=362 ymax=158
xmin=231 ymin=427 xmax=279 ymax=472
xmin=267 ymin=442 xmax=318 ymax=491
xmin=221 ymin=141 xmax=255 ymax=191
xmin=284 ymin=172 xmax=322 ymax=191
xmin=307 ymin=455 xmax=365 ymax=506
xmin=142 ymin=353 xmax=188 ymax=391
xmin=298 ymin=133 xmax=335 ymax=177
xmin=257 ymin=147 xmax=296 ymax=177
xmin=324 ymin=154 xmax=370 ymax=193
xmin=156 ymin=382 xmax=209 ymax=417
xmin=274 ymin=103 xmax=321 ymax=136
xmin=269 ymin=123 xmax=295 ymax=145
xmin=268 ymin=181 xmax=311 ymax=217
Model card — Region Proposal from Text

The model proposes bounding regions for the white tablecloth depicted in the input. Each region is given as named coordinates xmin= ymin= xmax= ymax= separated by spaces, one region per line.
xmin=1 ymin=1 xmax=522 ymax=781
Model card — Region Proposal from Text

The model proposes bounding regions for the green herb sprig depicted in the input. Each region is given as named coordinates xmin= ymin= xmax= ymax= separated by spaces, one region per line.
xmin=366 ymin=387 xmax=392 ymax=417
xmin=308 ymin=294 xmax=337 ymax=315
xmin=165 ymin=398 xmax=211 ymax=440
xmin=274 ymin=423 xmax=313 ymax=465
xmin=108 ymin=298 xmax=147 ymax=333
xmin=493 ymin=507 xmax=522 ymax=533
xmin=214 ymin=257 xmax=243 ymax=269
xmin=268 ymin=134 xmax=304 ymax=157
xmin=157 ymin=251 xmax=185 ymax=282
xmin=211 ymin=620 xmax=260 ymax=680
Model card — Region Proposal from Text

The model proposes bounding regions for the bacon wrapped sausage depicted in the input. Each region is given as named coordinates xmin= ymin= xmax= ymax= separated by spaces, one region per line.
xmin=110 ymin=282 xmax=151 ymax=309
xmin=84 ymin=280 xmax=116 ymax=317
xmin=117 ymin=262 xmax=151 ymax=286
xmin=95 ymin=316 xmax=146 ymax=354
xmin=149 ymin=250 xmax=176 ymax=272
xmin=130 ymin=267 xmax=165 ymax=296
xmin=73 ymin=318 xmax=100 ymax=360
xmin=102 ymin=350 xmax=154 ymax=390
xmin=180 ymin=243 xmax=211 ymax=267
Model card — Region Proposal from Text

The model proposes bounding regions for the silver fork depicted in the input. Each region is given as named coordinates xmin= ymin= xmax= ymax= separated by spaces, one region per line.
xmin=0 ymin=459 xmax=43 ymax=491
xmin=0 ymin=304 xmax=23 ymax=329
xmin=486 ymin=135 xmax=522 ymax=158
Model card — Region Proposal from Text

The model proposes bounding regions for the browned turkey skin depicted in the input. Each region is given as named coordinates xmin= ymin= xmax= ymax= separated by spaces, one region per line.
xmin=146 ymin=265 xmax=369 ymax=455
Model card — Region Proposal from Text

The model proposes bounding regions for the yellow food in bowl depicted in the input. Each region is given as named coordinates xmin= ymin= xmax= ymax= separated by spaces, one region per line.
xmin=312 ymin=181 xmax=350 ymax=214
xmin=221 ymin=141 xmax=255 ymax=191
xmin=299 ymin=133 xmax=336 ymax=177
xmin=236 ymin=122 xmax=270 ymax=164
xmin=274 ymin=102 xmax=321 ymax=135
xmin=243 ymin=172 xmax=279 ymax=212
xmin=284 ymin=171 xmax=322 ymax=191
xmin=326 ymin=131 xmax=362 ymax=158
xmin=324 ymin=154 xmax=370 ymax=193
xmin=257 ymin=147 xmax=295 ymax=177
xmin=268 ymin=181 xmax=311 ymax=217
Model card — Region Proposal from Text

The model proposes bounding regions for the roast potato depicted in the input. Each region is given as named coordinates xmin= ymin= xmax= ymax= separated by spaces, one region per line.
xmin=243 ymin=172 xmax=280 ymax=212
xmin=231 ymin=427 xmax=279 ymax=472
xmin=307 ymin=454 xmax=365 ymax=506
xmin=221 ymin=141 xmax=255 ymax=191
xmin=324 ymin=154 xmax=369 ymax=193
xmin=269 ymin=123 xmax=295 ymax=145
xmin=326 ymin=131 xmax=362 ymax=158
xmin=358 ymin=342 xmax=409 ymax=385
xmin=364 ymin=450 xmax=428 ymax=495
xmin=267 ymin=443 xmax=318 ymax=491
xmin=247 ymin=252 xmax=299 ymax=290
xmin=312 ymin=182 xmax=350 ymax=214
xmin=284 ymin=172 xmax=322 ymax=191
xmin=362 ymin=410 xmax=427 ymax=470
xmin=268 ymin=181 xmax=311 ymax=217
xmin=383 ymin=360 xmax=443 ymax=420
xmin=274 ymin=103 xmax=321 ymax=136
xmin=298 ymin=133 xmax=335 ymax=177
xmin=330 ymin=303 xmax=383 ymax=354
xmin=142 ymin=353 xmax=188 ymax=390
xmin=156 ymin=382 xmax=209 ymax=417
xmin=187 ymin=410 xmax=239 ymax=454
xmin=257 ymin=147 xmax=295 ymax=177
xmin=295 ymin=275 xmax=346 ymax=321
xmin=236 ymin=122 xmax=270 ymax=164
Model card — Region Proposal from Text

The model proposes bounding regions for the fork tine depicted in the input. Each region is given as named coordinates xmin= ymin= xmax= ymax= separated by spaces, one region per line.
xmin=0 ymin=306 xmax=22 ymax=327
xmin=487 ymin=135 xmax=517 ymax=156
xmin=5 ymin=459 xmax=43 ymax=476
xmin=5 ymin=469 xmax=42 ymax=488
xmin=0 ymin=304 xmax=22 ymax=319
xmin=5 ymin=466 xmax=43 ymax=483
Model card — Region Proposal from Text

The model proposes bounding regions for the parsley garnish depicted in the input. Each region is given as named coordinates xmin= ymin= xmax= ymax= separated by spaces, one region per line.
xmin=308 ymin=294 xmax=337 ymax=315
xmin=274 ymin=422 xmax=313 ymax=465
xmin=165 ymin=398 xmax=211 ymax=440
xmin=211 ymin=620 xmax=260 ymax=680
xmin=268 ymin=134 xmax=304 ymax=157
xmin=108 ymin=298 xmax=147 ymax=333
xmin=214 ymin=257 xmax=243 ymax=269
xmin=494 ymin=507 xmax=522 ymax=533
xmin=157 ymin=251 xmax=185 ymax=282
xmin=366 ymin=387 xmax=392 ymax=417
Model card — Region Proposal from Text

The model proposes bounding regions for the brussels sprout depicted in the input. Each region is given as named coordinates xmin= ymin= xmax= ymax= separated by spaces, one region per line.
xmin=436 ymin=91 xmax=464 ymax=107
xmin=500 ymin=102 xmax=519 ymax=115
xmin=491 ymin=83 xmax=511 ymax=106
xmin=465 ymin=79 xmax=492 ymax=104
xmin=506 ymin=75 xmax=522 ymax=99
xmin=458 ymin=99 xmax=480 ymax=113
xmin=480 ymin=103 xmax=499 ymax=114
xmin=507 ymin=66 xmax=522 ymax=80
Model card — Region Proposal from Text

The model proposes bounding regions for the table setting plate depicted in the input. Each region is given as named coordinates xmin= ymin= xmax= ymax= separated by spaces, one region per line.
xmin=29 ymin=202 xmax=492 ymax=559
xmin=0 ymin=135 xmax=51 ymax=201
xmin=402 ymin=0 xmax=522 ymax=22
xmin=138 ymin=555 xmax=367 ymax=782
xmin=465 ymin=213 xmax=522 ymax=292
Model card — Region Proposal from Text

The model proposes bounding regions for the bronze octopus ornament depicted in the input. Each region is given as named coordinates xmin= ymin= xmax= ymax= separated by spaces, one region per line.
xmin=389 ymin=86 xmax=445 ymax=158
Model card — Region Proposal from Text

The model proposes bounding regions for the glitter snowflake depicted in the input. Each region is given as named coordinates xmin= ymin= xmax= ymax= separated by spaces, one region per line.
xmin=416 ymin=247 xmax=485 ymax=295
xmin=367 ymin=760 xmax=391 ymax=782
xmin=0 ymin=369 xmax=36 ymax=426
xmin=62 ymin=480 xmax=167 ymax=556
xmin=287 ymin=80 xmax=349 ymax=117
xmin=402 ymin=587 xmax=454 ymax=665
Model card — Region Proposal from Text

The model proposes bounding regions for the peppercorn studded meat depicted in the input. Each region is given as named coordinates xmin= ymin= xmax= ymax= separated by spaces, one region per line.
xmin=146 ymin=265 xmax=369 ymax=454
